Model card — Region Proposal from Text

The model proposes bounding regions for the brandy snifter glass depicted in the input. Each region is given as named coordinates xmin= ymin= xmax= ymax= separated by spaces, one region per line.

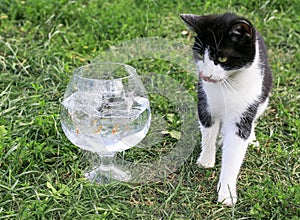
xmin=60 ymin=62 xmax=151 ymax=184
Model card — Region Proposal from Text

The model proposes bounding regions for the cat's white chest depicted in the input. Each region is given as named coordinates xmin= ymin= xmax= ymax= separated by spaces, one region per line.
xmin=203 ymin=66 xmax=263 ymax=119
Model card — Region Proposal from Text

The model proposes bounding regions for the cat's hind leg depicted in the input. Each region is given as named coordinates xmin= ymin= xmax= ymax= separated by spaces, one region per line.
xmin=197 ymin=120 xmax=220 ymax=168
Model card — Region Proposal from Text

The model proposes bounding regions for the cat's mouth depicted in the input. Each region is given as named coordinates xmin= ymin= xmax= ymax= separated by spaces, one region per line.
xmin=199 ymin=71 xmax=222 ymax=83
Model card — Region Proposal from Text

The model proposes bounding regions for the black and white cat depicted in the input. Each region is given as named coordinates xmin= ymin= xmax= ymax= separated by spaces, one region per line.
xmin=180 ymin=13 xmax=272 ymax=206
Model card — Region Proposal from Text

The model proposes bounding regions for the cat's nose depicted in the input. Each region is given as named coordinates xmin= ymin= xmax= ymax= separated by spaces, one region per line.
xmin=199 ymin=71 xmax=219 ymax=83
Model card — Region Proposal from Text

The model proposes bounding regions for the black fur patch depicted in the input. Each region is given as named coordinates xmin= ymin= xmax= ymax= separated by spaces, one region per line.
xmin=257 ymin=32 xmax=273 ymax=103
xmin=197 ymin=80 xmax=213 ymax=127
xmin=236 ymin=101 xmax=259 ymax=139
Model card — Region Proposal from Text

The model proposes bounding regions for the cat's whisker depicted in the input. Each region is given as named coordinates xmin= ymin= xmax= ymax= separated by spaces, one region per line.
xmin=194 ymin=38 xmax=204 ymax=55
xmin=194 ymin=41 xmax=203 ymax=49
xmin=221 ymin=78 xmax=239 ymax=98
xmin=192 ymin=45 xmax=203 ymax=52
xmin=192 ymin=44 xmax=203 ymax=50
xmin=208 ymin=28 xmax=219 ymax=51
xmin=221 ymin=79 xmax=237 ymax=102
xmin=223 ymin=77 xmax=240 ymax=91
xmin=219 ymin=80 xmax=230 ymax=117
xmin=222 ymin=77 xmax=248 ymax=104
xmin=194 ymin=35 xmax=204 ymax=47
xmin=217 ymin=34 xmax=224 ymax=49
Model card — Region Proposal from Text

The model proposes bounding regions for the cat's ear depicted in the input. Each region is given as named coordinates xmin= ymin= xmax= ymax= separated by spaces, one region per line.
xmin=180 ymin=14 xmax=202 ymax=32
xmin=229 ymin=20 xmax=254 ymax=43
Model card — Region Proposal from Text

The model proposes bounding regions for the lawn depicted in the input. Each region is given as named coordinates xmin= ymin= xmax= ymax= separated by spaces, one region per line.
xmin=0 ymin=0 xmax=299 ymax=219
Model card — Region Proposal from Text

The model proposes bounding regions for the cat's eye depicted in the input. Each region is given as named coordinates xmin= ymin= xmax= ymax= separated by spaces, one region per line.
xmin=217 ymin=56 xmax=228 ymax=63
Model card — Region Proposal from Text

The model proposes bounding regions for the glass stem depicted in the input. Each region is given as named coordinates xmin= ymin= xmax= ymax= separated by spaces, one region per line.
xmin=98 ymin=153 xmax=115 ymax=171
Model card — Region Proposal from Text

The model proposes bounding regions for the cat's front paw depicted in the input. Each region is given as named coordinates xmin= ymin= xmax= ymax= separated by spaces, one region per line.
xmin=218 ymin=193 xmax=237 ymax=206
xmin=196 ymin=156 xmax=215 ymax=168
xmin=217 ymin=183 xmax=237 ymax=206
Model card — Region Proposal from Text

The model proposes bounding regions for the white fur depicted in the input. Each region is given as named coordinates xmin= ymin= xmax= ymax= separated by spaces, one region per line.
xmin=197 ymin=41 xmax=268 ymax=206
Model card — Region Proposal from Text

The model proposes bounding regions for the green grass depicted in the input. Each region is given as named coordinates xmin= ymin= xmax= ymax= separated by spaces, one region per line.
xmin=0 ymin=0 xmax=299 ymax=219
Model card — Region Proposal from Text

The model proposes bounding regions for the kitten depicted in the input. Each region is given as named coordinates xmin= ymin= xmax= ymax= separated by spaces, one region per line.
xmin=180 ymin=13 xmax=272 ymax=206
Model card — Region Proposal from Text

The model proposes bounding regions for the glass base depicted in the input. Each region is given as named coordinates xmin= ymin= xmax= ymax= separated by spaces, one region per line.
xmin=85 ymin=164 xmax=131 ymax=184
xmin=84 ymin=153 xmax=131 ymax=184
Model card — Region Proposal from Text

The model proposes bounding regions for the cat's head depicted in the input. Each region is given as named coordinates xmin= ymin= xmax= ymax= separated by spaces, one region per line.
xmin=180 ymin=13 xmax=256 ymax=83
